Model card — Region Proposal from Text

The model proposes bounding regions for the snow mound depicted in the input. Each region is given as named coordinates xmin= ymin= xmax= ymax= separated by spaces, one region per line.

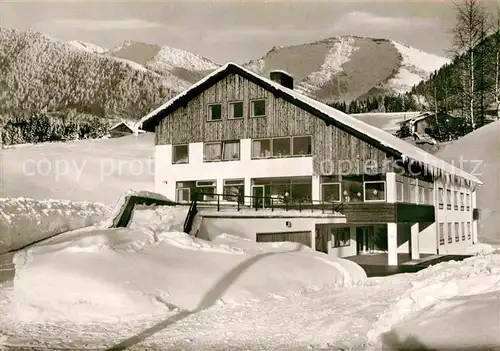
xmin=1 ymin=210 xmax=366 ymax=324
xmin=368 ymin=252 xmax=500 ymax=346
xmin=0 ymin=197 xmax=111 ymax=254
xmin=389 ymin=41 xmax=450 ymax=94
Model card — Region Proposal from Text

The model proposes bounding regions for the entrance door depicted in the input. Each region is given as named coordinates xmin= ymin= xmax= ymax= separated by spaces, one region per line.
xmin=252 ymin=185 xmax=265 ymax=208
xmin=315 ymin=227 xmax=329 ymax=254
xmin=356 ymin=227 xmax=373 ymax=254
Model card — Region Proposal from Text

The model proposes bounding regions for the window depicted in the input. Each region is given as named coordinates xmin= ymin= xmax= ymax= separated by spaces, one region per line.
xmin=342 ymin=175 xmax=364 ymax=203
xmin=418 ymin=184 xmax=425 ymax=204
xmin=364 ymin=181 xmax=386 ymax=201
xmin=223 ymin=179 xmax=244 ymax=202
xmin=454 ymin=191 xmax=458 ymax=210
xmin=204 ymin=142 xmax=222 ymax=162
xmin=292 ymin=136 xmax=312 ymax=156
xmin=448 ymin=223 xmax=452 ymax=243
xmin=438 ymin=187 xmax=444 ymax=209
xmin=460 ymin=192 xmax=465 ymax=211
xmin=455 ymin=222 xmax=459 ymax=242
xmin=252 ymin=139 xmax=272 ymax=158
xmin=204 ymin=141 xmax=240 ymax=162
xmin=172 ymin=144 xmax=189 ymax=164
xmin=272 ymin=137 xmax=291 ymax=157
xmin=208 ymin=103 xmax=222 ymax=121
xmin=409 ymin=179 xmax=417 ymax=203
xmin=229 ymin=101 xmax=243 ymax=119
xmin=426 ymin=185 xmax=434 ymax=205
xmin=466 ymin=193 xmax=470 ymax=211
xmin=461 ymin=222 xmax=466 ymax=241
xmin=251 ymin=99 xmax=266 ymax=117
xmin=222 ymin=141 xmax=240 ymax=161
xmin=195 ymin=180 xmax=217 ymax=201
xmin=446 ymin=189 xmax=452 ymax=210
xmin=396 ymin=180 xmax=404 ymax=202
xmin=321 ymin=182 xmax=341 ymax=202
xmin=176 ymin=180 xmax=216 ymax=202
xmin=439 ymin=223 xmax=445 ymax=245
xmin=331 ymin=227 xmax=350 ymax=248
xmin=467 ymin=222 xmax=471 ymax=239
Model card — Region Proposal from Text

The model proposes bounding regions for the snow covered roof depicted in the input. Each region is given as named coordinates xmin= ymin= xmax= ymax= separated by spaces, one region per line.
xmin=110 ymin=121 xmax=140 ymax=132
xmin=138 ymin=62 xmax=482 ymax=184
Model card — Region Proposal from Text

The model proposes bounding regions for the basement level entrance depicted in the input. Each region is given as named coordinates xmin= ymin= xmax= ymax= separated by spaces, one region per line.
xmin=256 ymin=231 xmax=312 ymax=248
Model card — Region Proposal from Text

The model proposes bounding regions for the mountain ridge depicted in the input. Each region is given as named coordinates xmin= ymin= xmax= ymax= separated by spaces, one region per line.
xmin=0 ymin=26 xmax=450 ymax=124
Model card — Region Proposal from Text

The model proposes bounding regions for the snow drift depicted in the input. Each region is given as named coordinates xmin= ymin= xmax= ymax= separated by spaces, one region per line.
xmin=0 ymin=197 xmax=111 ymax=254
xmin=0 ymin=205 xmax=366 ymax=324
xmin=368 ymin=251 xmax=500 ymax=349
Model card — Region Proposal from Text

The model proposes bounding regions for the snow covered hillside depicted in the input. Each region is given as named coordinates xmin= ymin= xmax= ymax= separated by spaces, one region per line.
xmin=436 ymin=120 xmax=500 ymax=245
xmin=0 ymin=198 xmax=110 ymax=254
xmin=2 ymin=133 xmax=156 ymax=205
xmin=351 ymin=112 xmax=421 ymax=134
xmin=388 ymin=41 xmax=451 ymax=94
xmin=67 ymin=40 xmax=107 ymax=54
xmin=243 ymin=36 xmax=449 ymax=102
xmin=109 ymin=40 xmax=219 ymax=84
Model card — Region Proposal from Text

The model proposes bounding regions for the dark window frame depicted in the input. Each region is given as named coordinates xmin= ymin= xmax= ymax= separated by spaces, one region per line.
xmin=172 ymin=144 xmax=189 ymax=164
xmin=207 ymin=103 xmax=223 ymax=121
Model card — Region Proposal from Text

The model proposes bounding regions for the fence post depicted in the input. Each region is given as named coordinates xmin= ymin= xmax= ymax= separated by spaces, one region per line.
xmin=237 ymin=197 xmax=240 ymax=211
xmin=271 ymin=198 xmax=274 ymax=212
xmin=217 ymin=194 xmax=220 ymax=212
xmin=299 ymin=201 xmax=302 ymax=212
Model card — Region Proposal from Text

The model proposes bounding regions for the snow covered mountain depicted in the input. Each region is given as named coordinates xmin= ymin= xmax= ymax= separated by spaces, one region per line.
xmin=0 ymin=26 xmax=450 ymax=121
xmin=0 ymin=27 xmax=180 ymax=120
xmin=67 ymin=40 xmax=107 ymax=55
xmin=243 ymin=36 xmax=450 ymax=102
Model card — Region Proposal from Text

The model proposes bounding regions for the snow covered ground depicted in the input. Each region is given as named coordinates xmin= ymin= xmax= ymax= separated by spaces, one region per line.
xmin=0 ymin=205 xmax=370 ymax=349
xmin=0 ymin=200 xmax=499 ymax=350
xmin=1 ymin=133 xmax=155 ymax=205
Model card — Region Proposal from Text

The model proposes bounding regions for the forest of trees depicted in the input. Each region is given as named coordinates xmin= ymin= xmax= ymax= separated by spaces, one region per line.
xmin=1 ymin=110 xmax=110 ymax=145
xmin=328 ymin=93 xmax=420 ymax=114
xmin=0 ymin=27 xmax=182 ymax=145
xmin=411 ymin=0 xmax=500 ymax=130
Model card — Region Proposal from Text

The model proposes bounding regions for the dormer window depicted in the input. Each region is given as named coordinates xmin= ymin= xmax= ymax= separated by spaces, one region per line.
xmin=251 ymin=99 xmax=266 ymax=117
xmin=208 ymin=103 xmax=222 ymax=121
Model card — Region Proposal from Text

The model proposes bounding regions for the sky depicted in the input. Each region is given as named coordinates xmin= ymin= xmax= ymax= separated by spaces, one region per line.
xmin=0 ymin=0 xmax=497 ymax=64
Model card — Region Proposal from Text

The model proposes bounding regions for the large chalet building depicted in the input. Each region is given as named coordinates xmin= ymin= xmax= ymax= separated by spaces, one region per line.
xmin=138 ymin=62 xmax=481 ymax=266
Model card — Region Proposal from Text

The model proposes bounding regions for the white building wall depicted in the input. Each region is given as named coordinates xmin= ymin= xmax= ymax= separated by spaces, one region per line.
xmin=197 ymin=215 xmax=345 ymax=242
xmin=155 ymin=139 xmax=314 ymax=201
xmin=435 ymin=179 xmax=476 ymax=254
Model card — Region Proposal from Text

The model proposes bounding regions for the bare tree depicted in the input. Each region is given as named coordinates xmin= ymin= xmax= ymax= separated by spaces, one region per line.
xmin=493 ymin=4 xmax=500 ymax=120
xmin=452 ymin=0 xmax=488 ymax=129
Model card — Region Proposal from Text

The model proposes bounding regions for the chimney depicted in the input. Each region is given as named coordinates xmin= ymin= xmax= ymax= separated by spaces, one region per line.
xmin=270 ymin=70 xmax=294 ymax=90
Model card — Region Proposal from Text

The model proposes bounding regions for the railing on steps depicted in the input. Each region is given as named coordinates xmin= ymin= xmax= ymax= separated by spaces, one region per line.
xmin=183 ymin=197 xmax=198 ymax=234
xmin=189 ymin=192 xmax=344 ymax=214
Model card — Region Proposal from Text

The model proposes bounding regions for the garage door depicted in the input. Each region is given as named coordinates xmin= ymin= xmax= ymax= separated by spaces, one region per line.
xmin=256 ymin=231 xmax=312 ymax=247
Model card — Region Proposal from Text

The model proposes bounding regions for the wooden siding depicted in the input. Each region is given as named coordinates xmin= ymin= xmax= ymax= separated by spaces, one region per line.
xmin=342 ymin=203 xmax=397 ymax=223
xmin=340 ymin=203 xmax=436 ymax=224
xmin=156 ymin=73 xmax=388 ymax=175
xmin=256 ymin=231 xmax=312 ymax=247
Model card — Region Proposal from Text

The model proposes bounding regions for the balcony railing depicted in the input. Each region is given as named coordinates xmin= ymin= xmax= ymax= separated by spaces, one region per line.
xmin=191 ymin=192 xmax=344 ymax=214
